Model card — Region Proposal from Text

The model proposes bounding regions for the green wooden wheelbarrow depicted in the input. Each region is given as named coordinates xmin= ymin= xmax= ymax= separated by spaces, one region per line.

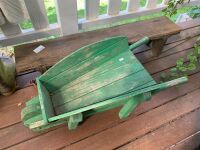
xmin=21 ymin=36 xmax=188 ymax=132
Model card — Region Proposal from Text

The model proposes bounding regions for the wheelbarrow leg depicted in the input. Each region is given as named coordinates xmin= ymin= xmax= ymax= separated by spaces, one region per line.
xmin=68 ymin=113 xmax=83 ymax=130
xmin=119 ymin=92 xmax=151 ymax=119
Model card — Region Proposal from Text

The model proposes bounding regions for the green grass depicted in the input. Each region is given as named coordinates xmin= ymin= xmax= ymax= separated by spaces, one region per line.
xmin=20 ymin=0 xmax=193 ymax=30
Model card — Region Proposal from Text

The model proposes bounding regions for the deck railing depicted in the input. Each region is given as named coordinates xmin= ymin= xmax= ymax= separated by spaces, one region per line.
xmin=0 ymin=0 xmax=199 ymax=47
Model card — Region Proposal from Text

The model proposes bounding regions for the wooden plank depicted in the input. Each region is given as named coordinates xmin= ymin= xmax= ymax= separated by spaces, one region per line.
xmin=55 ymin=0 xmax=78 ymax=36
xmin=15 ymin=16 xmax=181 ymax=73
xmin=0 ymin=86 xmax=37 ymax=129
xmin=118 ymin=108 xmax=200 ymax=150
xmin=1 ymin=69 xmax=200 ymax=149
xmin=171 ymin=131 xmax=200 ymax=150
xmin=24 ymin=0 xmax=49 ymax=30
xmin=127 ymin=0 xmax=141 ymax=12
xmin=85 ymin=0 xmax=100 ymax=20
xmin=64 ymin=89 xmax=200 ymax=150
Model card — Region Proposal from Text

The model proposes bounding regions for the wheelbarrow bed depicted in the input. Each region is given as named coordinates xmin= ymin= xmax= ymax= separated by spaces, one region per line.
xmin=21 ymin=36 xmax=187 ymax=131
xmin=41 ymin=36 xmax=155 ymax=115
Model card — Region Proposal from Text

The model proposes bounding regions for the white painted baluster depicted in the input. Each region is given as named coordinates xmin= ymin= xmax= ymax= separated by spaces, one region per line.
xmin=24 ymin=0 xmax=49 ymax=30
xmin=0 ymin=10 xmax=5 ymax=25
xmin=0 ymin=0 xmax=25 ymax=24
xmin=0 ymin=20 xmax=21 ymax=36
xmin=55 ymin=0 xmax=78 ymax=36
xmin=146 ymin=0 xmax=157 ymax=8
xmin=127 ymin=0 xmax=141 ymax=12
xmin=108 ymin=0 xmax=121 ymax=16
xmin=85 ymin=0 xmax=100 ymax=20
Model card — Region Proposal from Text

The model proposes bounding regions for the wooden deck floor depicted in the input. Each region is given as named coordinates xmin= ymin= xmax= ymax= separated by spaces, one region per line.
xmin=0 ymin=19 xmax=200 ymax=150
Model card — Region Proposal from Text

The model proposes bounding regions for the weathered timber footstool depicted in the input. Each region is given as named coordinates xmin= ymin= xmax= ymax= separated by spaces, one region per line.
xmin=21 ymin=36 xmax=187 ymax=132
xmin=15 ymin=16 xmax=181 ymax=74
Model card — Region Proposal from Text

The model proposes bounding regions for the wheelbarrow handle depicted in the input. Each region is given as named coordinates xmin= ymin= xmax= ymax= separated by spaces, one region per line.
xmin=129 ymin=37 xmax=150 ymax=51
xmin=119 ymin=76 xmax=188 ymax=119
xmin=152 ymin=76 xmax=188 ymax=95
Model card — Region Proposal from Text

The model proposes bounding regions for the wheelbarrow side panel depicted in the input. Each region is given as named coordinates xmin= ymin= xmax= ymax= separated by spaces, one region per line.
xmin=54 ymin=69 xmax=155 ymax=114
xmin=48 ymin=77 xmax=188 ymax=122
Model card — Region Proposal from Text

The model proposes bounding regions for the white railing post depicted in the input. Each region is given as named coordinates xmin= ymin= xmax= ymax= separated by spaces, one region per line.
xmin=24 ymin=0 xmax=49 ymax=30
xmin=0 ymin=20 xmax=21 ymax=36
xmin=85 ymin=0 xmax=100 ymax=20
xmin=0 ymin=0 xmax=199 ymax=47
xmin=55 ymin=0 xmax=79 ymax=36
xmin=127 ymin=0 xmax=141 ymax=12
xmin=0 ymin=10 xmax=5 ymax=25
xmin=0 ymin=0 xmax=25 ymax=24
xmin=146 ymin=0 xmax=158 ymax=8
xmin=108 ymin=0 xmax=121 ymax=15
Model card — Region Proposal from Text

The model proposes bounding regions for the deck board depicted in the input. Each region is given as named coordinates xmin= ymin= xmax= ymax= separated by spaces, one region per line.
xmin=0 ymin=86 xmax=37 ymax=129
xmin=1 ymin=71 xmax=200 ymax=149
xmin=2 ymin=73 xmax=200 ymax=150
xmin=0 ymin=19 xmax=200 ymax=150
xmin=63 ymin=89 xmax=200 ymax=150
xmin=171 ymin=131 xmax=200 ymax=150
xmin=118 ymin=108 xmax=200 ymax=150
